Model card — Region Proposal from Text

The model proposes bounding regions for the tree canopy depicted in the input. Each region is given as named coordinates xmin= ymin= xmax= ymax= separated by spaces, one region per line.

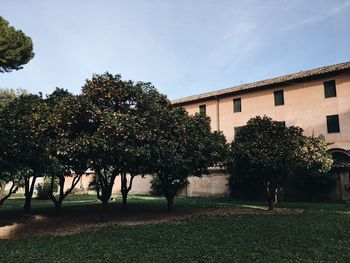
xmin=150 ymin=106 xmax=228 ymax=211
xmin=227 ymin=116 xmax=333 ymax=210
xmin=81 ymin=73 xmax=164 ymax=208
xmin=44 ymin=88 xmax=94 ymax=209
xmin=0 ymin=88 xmax=27 ymax=109
xmin=0 ymin=16 xmax=34 ymax=73
xmin=0 ymin=94 xmax=51 ymax=211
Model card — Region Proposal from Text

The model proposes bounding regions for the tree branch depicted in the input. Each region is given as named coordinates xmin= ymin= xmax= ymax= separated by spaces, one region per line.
xmin=29 ymin=175 xmax=37 ymax=196
xmin=48 ymin=175 xmax=59 ymax=206
xmin=127 ymin=174 xmax=135 ymax=192
xmin=0 ymin=181 xmax=18 ymax=205
xmin=63 ymin=174 xmax=82 ymax=198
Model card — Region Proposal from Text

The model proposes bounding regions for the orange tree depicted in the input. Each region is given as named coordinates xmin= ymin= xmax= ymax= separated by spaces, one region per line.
xmin=82 ymin=73 xmax=161 ymax=208
xmin=45 ymin=89 xmax=94 ymax=209
xmin=149 ymin=106 xmax=228 ymax=212
xmin=0 ymin=94 xmax=50 ymax=212
xmin=0 ymin=122 xmax=19 ymax=206
xmin=227 ymin=116 xmax=332 ymax=210
xmin=0 ymin=89 xmax=28 ymax=205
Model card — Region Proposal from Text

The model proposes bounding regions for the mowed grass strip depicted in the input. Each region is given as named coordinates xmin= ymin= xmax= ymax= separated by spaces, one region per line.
xmin=0 ymin=196 xmax=349 ymax=262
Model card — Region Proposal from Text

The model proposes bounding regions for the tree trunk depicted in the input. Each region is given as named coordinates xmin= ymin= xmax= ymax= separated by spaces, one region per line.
xmin=120 ymin=173 xmax=135 ymax=210
xmin=24 ymin=176 xmax=37 ymax=213
xmin=24 ymin=195 xmax=32 ymax=212
xmin=267 ymin=197 xmax=274 ymax=210
xmin=165 ymin=194 xmax=174 ymax=212
xmin=264 ymin=181 xmax=279 ymax=211
xmin=0 ymin=181 xmax=18 ymax=206
xmin=48 ymin=173 xmax=82 ymax=210
xmin=96 ymin=170 xmax=116 ymax=208
xmin=102 ymin=198 xmax=109 ymax=208
xmin=54 ymin=201 xmax=62 ymax=210
xmin=121 ymin=192 xmax=127 ymax=209
xmin=48 ymin=175 xmax=64 ymax=210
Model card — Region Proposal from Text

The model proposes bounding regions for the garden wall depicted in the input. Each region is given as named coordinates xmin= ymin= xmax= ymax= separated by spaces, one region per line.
xmin=3 ymin=170 xmax=348 ymax=202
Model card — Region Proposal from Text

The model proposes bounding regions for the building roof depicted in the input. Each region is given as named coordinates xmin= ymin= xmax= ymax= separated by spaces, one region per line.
xmin=172 ymin=61 xmax=350 ymax=106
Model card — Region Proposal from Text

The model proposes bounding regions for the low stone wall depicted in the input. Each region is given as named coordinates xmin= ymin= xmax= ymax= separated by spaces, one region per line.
xmin=112 ymin=174 xmax=154 ymax=195
xmin=109 ymin=173 xmax=230 ymax=197
xmin=4 ymin=170 xmax=348 ymax=202
xmin=179 ymin=173 xmax=229 ymax=197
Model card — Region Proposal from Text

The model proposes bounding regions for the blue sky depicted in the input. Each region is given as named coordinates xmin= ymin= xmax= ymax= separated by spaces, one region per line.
xmin=1 ymin=0 xmax=350 ymax=99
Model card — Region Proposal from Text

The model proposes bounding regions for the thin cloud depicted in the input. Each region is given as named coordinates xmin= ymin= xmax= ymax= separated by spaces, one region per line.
xmin=282 ymin=1 xmax=350 ymax=32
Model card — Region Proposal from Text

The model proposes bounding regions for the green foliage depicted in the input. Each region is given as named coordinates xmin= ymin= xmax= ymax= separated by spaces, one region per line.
xmin=227 ymin=116 xmax=333 ymax=209
xmin=0 ymin=16 xmax=34 ymax=73
xmin=0 ymin=94 xmax=50 ymax=175
xmin=0 ymin=94 xmax=52 ymax=210
xmin=81 ymin=73 xmax=169 ymax=207
xmin=46 ymin=89 xmax=93 ymax=176
xmin=79 ymin=72 xmax=229 ymax=210
xmin=43 ymin=88 xmax=94 ymax=208
xmin=36 ymin=177 xmax=58 ymax=200
xmin=150 ymin=175 xmax=188 ymax=196
xmin=150 ymin=106 xmax=229 ymax=211
xmin=0 ymin=88 xmax=27 ymax=109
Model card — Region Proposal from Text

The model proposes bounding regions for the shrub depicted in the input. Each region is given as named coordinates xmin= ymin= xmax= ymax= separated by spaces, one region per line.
xmin=36 ymin=176 xmax=58 ymax=200
xmin=150 ymin=176 xmax=188 ymax=196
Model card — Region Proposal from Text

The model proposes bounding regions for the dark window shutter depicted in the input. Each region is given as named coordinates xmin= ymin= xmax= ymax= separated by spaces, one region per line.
xmin=274 ymin=90 xmax=284 ymax=106
xmin=199 ymin=104 xmax=206 ymax=115
xmin=324 ymin=80 xmax=337 ymax=98
xmin=326 ymin=115 xmax=340 ymax=133
xmin=233 ymin=98 xmax=242 ymax=113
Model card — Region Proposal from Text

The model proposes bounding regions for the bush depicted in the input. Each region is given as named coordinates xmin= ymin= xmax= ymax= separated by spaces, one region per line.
xmin=288 ymin=174 xmax=337 ymax=202
xmin=150 ymin=176 xmax=188 ymax=196
xmin=228 ymin=175 xmax=265 ymax=200
xmin=36 ymin=176 xmax=58 ymax=200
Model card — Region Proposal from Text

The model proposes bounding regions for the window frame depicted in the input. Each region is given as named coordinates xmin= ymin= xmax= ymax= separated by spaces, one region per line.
xmin=324 ymin=80 xmax=337 ymax=98
xmin=274 ymin=89 xmax=284 ymax=106
xmin=326 ymin=114 xmax=340 ymax=133
xmin=199 ymin=104 xmax=206 ymax=116
xmin=233 ymin=98 xmax=242 ymax=113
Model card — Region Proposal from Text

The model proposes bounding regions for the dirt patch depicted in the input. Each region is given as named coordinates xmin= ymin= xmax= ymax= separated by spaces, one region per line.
xmin=0 ymin=207 xmax=303 ymax=240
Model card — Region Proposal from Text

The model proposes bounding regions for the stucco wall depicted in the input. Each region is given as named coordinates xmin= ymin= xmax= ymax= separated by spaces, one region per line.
xmin=185 ymin=173 xmax=229 ymax=197
xmin=112 ymin=174 xmax=153 ymax=195
xmin=183 ymin=74 xmax=350 ymax=144
xmin=180 ymin=74 xmax=350 ymax=200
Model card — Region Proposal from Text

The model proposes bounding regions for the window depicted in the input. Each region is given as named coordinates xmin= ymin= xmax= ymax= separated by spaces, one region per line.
xmin=324 ymin=80 xmax=337 ymax=98
xmin=274 ymin=90 xmax=284 ymax=106
xmin=234 ymin=126 xmax=243 ymax=138
xmin=233 ymin=98 xmax=242 ymax=113
xmin=199 ymin=104 xmax=206 ymax=115
xmin=326 ymin=115 xmax=340 ymax=133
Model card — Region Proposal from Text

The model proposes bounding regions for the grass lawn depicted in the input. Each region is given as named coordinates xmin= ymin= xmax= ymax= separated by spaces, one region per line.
xmin=0 ymin=195 xmax=349 ymax=262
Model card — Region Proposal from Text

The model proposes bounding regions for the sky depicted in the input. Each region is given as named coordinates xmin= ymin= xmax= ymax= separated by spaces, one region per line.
xmin=1 ymin=0 xmax=350 ymax=100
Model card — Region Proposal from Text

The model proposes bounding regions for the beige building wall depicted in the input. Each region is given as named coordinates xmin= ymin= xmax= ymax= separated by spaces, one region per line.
xmin=183 ymin=74 xmax=350 ymax=144
xmin=180 ymin=74 xmax=350 ymax=200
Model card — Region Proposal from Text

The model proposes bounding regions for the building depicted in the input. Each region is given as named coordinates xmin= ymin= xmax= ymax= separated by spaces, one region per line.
xmin=3 ymin=62 xmax=349 ymax=201
xmin=172 ymin=61 xmax=350 ymax=202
